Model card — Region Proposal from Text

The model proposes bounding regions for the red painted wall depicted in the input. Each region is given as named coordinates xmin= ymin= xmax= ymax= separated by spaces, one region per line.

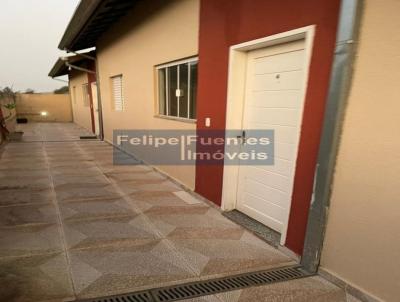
xmin=195 ymin=0 xmax=341 ymax=255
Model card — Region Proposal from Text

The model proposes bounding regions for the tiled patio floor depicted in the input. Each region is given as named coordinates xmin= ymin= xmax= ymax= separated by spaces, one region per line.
xmin=179 ymin=276 xmax=361 ymax=302
xmin=0 ymin=123 xmax=359 ymax=302
xmin=15 ymin=122 xmax=93 ymax=142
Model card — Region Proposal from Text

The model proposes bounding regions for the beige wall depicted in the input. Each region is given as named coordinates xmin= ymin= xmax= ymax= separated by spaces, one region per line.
xmin=320 ymin=1 xmax=400 ymax=301
xmin=16 ymin=93 xmax=72 ymax=122
xmin=97 ymin=0 xmax=199 ymax=189
xmin=69 ymin=70 xmax=93 ymax=132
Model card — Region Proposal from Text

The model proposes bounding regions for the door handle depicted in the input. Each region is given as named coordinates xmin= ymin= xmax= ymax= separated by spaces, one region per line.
xmin=237 ymin=130 xmax=246 ymax=144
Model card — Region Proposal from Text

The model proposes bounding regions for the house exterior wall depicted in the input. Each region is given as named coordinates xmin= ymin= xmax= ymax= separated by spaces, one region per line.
xmin=16 ymin=93 xmax=72 ymax=122
xmin=320 ymin=1 xmax=400 ymax=301
xmin=96 ymin=0 xmax=199 ymax=189
xmin=196 ymin=0 xmax=340 ymax=255
xmin=69 ymin=70 xmax=93 ymax=132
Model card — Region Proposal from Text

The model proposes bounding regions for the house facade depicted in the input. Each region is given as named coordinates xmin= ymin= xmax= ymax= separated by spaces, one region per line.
xmin=320 ymin=1 xmax=400 ymax=301
xmin=95 ymin=0 xmax=199 ymax=189
xmin=52 ymin=1 xmax=400 ymax=301
xmin=49 ymin=52 xmax=99 ymax=134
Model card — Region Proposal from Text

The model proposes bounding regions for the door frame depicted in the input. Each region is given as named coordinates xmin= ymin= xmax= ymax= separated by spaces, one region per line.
xmin=91 ymin=82 xmax=100 ymax=135
xmin=221 ymin=26 xmax=316 ymax=245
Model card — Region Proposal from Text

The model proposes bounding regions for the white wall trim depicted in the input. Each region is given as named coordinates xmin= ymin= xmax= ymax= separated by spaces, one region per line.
xmin=155 ymin=56 xmax=198 ymax=69
xmin=221 ymin=25 xmax=316 ymax=246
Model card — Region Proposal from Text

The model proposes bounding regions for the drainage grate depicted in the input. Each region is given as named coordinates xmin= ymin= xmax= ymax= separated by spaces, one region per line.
xmin=78 ymin=265 xmax=311 ymax=302
xmin=82 ymin=291 xmax=153 ymax=302
xmin=152 ymin=266 xmax=308 ymax=302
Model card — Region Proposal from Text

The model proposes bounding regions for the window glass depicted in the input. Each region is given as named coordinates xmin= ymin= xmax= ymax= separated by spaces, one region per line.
xmin=189 ymin=62 xmax=197 ymax=119
xmin=167 ymin=66 xmax=178 ymax=117
xmin=158 ymin=69 xmax=166 ymax=115
xmin=179 ymin=63 xmax=189 ymax=118
xmin=157 ymin=58 xmax=197 ymax=120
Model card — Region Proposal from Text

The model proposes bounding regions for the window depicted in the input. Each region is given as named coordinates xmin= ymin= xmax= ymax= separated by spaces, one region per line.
xmin=111 ymin=75 xmax=124 ymax=111
xmin=82 ymin=83 xmax=90 ymax=107
xmin=157 ymin=58 xmax=198 ymax=120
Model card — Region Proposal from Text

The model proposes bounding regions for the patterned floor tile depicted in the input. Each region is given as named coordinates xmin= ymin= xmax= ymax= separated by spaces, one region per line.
xmin=0 ymin=187 xmax=53 ymax=206
xmin=0 ymin=224 xmax=63 ymax=257
xmin=213 ymin=276 xmax=346 ymax=302
xmin=64 ymin=214 xmax=159 ymax=250
xmin=168 ymin=231 xmax=293 ymax=278
xmin=129 ymin=191 xmax=203 ymax=212
xmin=0 ymin=253 xmax=74 ymax=302
xmin=46 ymin=156 xmax=93 ymax=163
xmin=17 ymin=122 xmax=92 ymax=142
xmin=54 ymin=183 xmax=121 ymax=202
xmin=144 ymin=206 xmax=240 ymax=238
xmin=50 ymin=166 xmax=103 ymax=177
xmin=0 ymin=169 xmax=49 ymax=178
xmin=51 ymin=174 xmax=109 ymax=187
xmin=0 ymin=175 xmax=51 ymax=190
xmin=48 ymin=160 xmax=97 ymax=169
xmin=0 ymin=158 xmax=47 ymax=164
xmin=0 ymin=123 xmax=318 ymax=302
xmin=181 ymin=296 xmax=221 ymax=302
xmin=69 ymin=239 xmax=197 ymax=299
xmin=105 ymin=170 xmax=165 ymax=182
xmin=98 ymin=163 xmax=153 ymax=174
xmin=116 ymin=179 xmax=181 ymax=195
xmin=180 ymin=276 xmax=348 ymax=302
xmin=0 ymin=204 xmax=57 ymax=227
xmin=59 ymin=198 xmax=134 ymax=221
xmin=0 ymin=162 xmax=48 ymax=171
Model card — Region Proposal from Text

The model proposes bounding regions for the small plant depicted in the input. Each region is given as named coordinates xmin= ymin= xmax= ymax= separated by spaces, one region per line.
xmin=3 ymin=103 xmax=16 ymax=110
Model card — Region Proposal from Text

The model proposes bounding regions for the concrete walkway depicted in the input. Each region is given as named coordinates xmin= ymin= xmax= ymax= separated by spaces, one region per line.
xmin=0 ymin=123 xmax=359 ymax=302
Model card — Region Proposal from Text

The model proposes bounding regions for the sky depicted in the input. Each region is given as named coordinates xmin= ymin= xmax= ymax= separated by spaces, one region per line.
xmin=0 ymin=0 xmax=80 ymax=92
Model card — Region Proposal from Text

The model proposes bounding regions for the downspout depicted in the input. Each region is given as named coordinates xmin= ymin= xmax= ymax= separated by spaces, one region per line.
xmin=301 ymin=0 xmax=364 ymax=273
xmin=94 ymin=58 xmax=105 ymax=140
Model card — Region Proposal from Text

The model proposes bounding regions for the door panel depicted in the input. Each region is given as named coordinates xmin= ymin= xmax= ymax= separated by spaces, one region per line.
xmin=251 ymin=90 xmax=301 ymax=108
xmin=252 ymin=70 xmax=304 ymax=91
xmin=246 ymin=107 xmax=301 ymax=126
xmin=236 ymin=40 xmax=306 ymax=233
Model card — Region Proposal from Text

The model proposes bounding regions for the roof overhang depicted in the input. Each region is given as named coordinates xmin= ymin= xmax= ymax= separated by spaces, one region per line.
xmin=48 ymin=51 xmax=96 ymax=78
xmin=58 ymin=0 xmax=137 ymax=51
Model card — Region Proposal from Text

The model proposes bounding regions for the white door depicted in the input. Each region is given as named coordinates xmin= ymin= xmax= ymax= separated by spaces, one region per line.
xmin=236 ymin=40 xmax=306 ymax=234
xmin=91 ymin=82 xmax=100 ymax=136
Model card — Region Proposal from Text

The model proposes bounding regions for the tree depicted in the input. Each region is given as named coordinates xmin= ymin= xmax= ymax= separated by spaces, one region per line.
xmin=54 ymin=86 xmax=69 ymax=94
xmin=0 ymin=86 xmax=16 ymax=101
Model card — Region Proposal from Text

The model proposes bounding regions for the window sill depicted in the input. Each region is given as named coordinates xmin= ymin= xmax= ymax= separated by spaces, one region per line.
xmin=154 ymin=115 xmax=197 ymax=124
